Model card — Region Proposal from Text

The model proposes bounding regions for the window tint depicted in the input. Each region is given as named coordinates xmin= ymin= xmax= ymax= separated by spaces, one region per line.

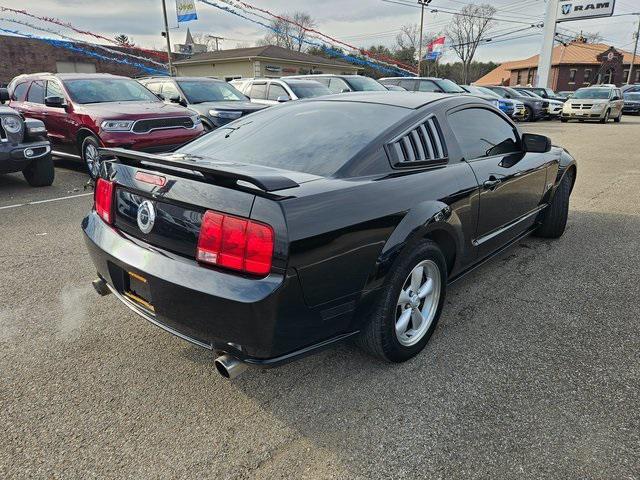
xmin=27 ymin=81 xmax=45 ymax=104
xmin=178 ymin=101 xmax=407 ymax=176
xmin=63 ymin=78 xmax=159 ymax=104
xmin=12 ymin=82 xmax=29 ymax=101
xmin=178 ymin=80 xmax=246 ymax=103
xmin=399 ymin=79 xmax=416 ymax=90
xmin=328 ymin=78 xmax=350 ymax=93
xmin=449 ymin=108 xmax=519 ymax=160
xmin=346 ymin=76 xmax=387 ymax=91
xmin=381 ymin=79 xmax=399 ymax=86
xmin=417 ymin=80 xmax=440 ymax=92
xmin=248 ymin=83 xmax=267 ymax=99
xmin=46 ymin=81 xmax=65 ymax=99
xmin=311 ymin=77 xmax=330 ymax=86
xmin=161 ymin=82 xmax=181 ymax=99
xmin=267 ymin=83 xmax=288 ymax=100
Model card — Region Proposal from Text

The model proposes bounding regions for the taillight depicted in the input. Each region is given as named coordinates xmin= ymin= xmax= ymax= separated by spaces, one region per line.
xmin=197 ymin=210 xmax=274 ymax=276
xmin=95 ymin=178 xmax=114 ymax=224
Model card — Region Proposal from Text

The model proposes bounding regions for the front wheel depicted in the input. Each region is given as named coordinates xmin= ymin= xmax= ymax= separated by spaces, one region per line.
xmin=357 ymin=240 xmax=447 ymax=362
xmin=599 ymin=109 xmax=610 ymax=124
xmin=81 ymin=136 xmax=102 ymax=178
xmin=613 ymin=110 xmax=622 ymax=123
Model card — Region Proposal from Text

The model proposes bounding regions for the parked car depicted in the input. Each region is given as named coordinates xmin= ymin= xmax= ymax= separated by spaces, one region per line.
xmin=516 ymin=86 xmax=568 ymax=102
xmin=287 ymin=74 xmax=388 ymax=93
xmin=621 ymin=83 xmax=640 ymax=93
xmin=514 ymin=88 xmax=563 ymax=118
xmin=560 ymin=86 xmax=624 ymax=123
xmin=231 ymin=78 xmax=331 ymax=105
xmin=473 ymin=85 xmax=527 ymax=120
xmin=84 ymin=91 xmax=576 ymax=378
xmin=138 ymin=76 xmax=266 ymax=132
xmin=460 ymin=84 xmax=507 ymax=113
xmin=0 ymin=87 xmax=53 ymax=186
xmin=484 ymin=86 xmax=547 ymax=122
xmin=622 ymin=91 xmax=640 ymax=115
xmin=379 ymin=76 xmax=467 ymax=95
xmin=8 ymin=73 xmax=204 ymax=177
xmin=557 ymin=91 xmax=575 ymax=99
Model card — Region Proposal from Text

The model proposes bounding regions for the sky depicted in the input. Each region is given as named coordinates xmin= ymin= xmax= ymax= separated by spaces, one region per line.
xmin=0 ymin=0 xmax=638 ymax=65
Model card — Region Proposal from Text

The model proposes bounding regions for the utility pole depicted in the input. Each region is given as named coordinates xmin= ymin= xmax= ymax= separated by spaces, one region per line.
xmin=161 ymin=0 xmax=174 ymax=76
xmin=536 ymin=0 xmax=559 ymax=88
xmin=206 ymin=35 xmax=225 ymax=51
xmin=417 ymin=0 xmax=432 ymax=77
xmin=628 ymin=16 xmax=640 ymax=84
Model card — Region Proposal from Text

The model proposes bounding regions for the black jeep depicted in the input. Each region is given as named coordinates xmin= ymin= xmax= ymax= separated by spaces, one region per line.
xmin=0 ymin=87 xmax=54 ymax=186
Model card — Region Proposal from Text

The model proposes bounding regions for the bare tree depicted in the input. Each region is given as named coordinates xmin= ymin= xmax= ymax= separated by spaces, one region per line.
xmin=114 ymin=34 xmax=135 ymax=47
xmin=574 ymin=31 xmax=603 ymax=43
xmin=263 ymin=11 xmax=316 ymax=52
xmin=394 ymin=24 xmax=439 ymax=74
xmin=445 ymin=4 xmax=496 ymax=84
xmin=191 ymin=33 xmax=222 ymax=52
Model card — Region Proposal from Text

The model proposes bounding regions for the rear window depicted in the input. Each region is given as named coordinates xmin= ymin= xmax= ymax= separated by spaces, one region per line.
xmin=178 ymin=101 xmax=407 ymax=176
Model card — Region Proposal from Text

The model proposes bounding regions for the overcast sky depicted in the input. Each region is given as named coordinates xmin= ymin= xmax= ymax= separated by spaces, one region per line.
xmin=1 ymin=0 xmax=639 ymax=65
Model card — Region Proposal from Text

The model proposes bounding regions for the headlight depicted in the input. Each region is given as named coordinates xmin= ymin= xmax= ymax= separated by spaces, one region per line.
xmin=191 ymin=115 xmax=202 ymax=126
xmin=1 ymin=115 xmax=22 ymax=134
xmin=534 ymin=101 xmax=542 ymax=107
xmin=209 ymin=110 xmax=242 ymax=120
xmin=101 ymin=120 xmax=134 ymax=131
xmin=591 ymin=103 xmax=604 ymax=111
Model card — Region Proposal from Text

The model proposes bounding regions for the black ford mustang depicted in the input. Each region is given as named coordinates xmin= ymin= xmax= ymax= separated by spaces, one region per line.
xmin=84 ymin=92 xmax=576 ymax=378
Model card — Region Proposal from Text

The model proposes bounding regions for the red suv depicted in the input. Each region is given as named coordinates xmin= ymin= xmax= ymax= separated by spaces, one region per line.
xmin=9 ymin=73 xmax=204 ymax=176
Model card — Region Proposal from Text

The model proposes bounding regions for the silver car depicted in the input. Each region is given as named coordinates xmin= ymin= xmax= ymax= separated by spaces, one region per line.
xmin=561 ymin=86 xmax=624 ymax=123
xmin=231 ymin=78 xmax=331 ymax=106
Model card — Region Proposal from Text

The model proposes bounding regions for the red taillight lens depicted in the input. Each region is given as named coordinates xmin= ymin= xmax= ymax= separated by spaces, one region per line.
xmin=95 ymin=178 xmax=114 ymax=224
xmin=197 ymin=210 xmax=274 ymax=276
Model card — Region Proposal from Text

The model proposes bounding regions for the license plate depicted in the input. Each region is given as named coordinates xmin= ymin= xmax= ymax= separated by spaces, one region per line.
xmin=125 ymin=271 xmax=154 ymax=312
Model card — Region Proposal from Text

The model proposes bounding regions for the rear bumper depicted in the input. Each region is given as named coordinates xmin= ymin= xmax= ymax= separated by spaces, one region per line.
xmin=0 ymin=141 xmax=50 ymax=173
xmin=82 ymin=212 xmax=354 ymax=365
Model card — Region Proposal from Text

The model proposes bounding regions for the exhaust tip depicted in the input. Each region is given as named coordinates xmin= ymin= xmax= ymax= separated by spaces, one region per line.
xmin=214 ymin=354 xmax=249 ymax=379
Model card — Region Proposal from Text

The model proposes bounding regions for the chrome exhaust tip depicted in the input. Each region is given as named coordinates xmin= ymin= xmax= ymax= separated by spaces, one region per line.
xmin=92 ymin=278 xmax=111 ymax=297
xmin=214 ymin=354 xmax=249 ymax=379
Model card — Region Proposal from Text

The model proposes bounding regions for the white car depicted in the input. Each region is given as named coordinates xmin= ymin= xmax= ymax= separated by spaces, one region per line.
xmin=232 ymin=78 xmax=331 ymax=106
xmin=561 ymin=86 xmax=624 ymax=123
xmin=515 ymin=88 xmax=563 ymax=117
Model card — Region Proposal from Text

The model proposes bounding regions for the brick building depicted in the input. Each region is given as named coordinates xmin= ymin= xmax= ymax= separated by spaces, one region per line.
xmin=475 ymin=42 xmax=640 ymax=91
xmin=0 ymin=34 xmax=169 ymax=86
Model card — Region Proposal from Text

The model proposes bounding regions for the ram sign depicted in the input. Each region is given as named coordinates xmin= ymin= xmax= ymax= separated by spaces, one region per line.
xmin=557 ymin=1 xmax=615 ymax=22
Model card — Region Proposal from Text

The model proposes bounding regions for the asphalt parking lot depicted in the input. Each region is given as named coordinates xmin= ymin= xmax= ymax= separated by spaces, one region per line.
xmin=1 ymin=117 xmax=639 ymax=480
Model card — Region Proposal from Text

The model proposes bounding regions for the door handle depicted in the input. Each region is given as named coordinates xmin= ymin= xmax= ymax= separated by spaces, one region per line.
xmin=483 ymin=178 xmax=501 ymax=190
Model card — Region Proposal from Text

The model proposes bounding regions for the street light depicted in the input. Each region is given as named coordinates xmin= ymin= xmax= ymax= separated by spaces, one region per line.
xmin=417 ymin=0 xmax=433 ymax=77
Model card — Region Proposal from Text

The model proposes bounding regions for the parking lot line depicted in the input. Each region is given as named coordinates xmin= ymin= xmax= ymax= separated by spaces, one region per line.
xmin=0 ymin=192 xmax=93 ymax=211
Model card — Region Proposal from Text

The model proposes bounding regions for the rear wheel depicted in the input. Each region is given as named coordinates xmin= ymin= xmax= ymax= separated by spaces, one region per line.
xmin=81 ymin=135 xmax=102 ymax=178
xmin=535 ymin=170 xmax=573 ymax=239
xmin=357 ymin=240 xmax=447 ymax=362
xmin=22 ymin=154 xmax=55 ymax=187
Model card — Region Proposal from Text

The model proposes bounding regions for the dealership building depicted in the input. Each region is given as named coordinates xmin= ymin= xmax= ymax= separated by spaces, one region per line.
xmin=173 ymin=45 xmax=360 ymax=81
xmin=475 ymin=42 xmax=640 ymax=90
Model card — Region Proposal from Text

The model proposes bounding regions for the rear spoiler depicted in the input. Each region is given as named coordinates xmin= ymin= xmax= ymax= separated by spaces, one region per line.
xmin=100 ymin=148 xmax=300 ymax=192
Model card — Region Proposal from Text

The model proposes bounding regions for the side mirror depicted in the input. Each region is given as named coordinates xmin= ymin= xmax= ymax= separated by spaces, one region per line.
xmin=522 ymin=133 xmax=551 ymax=153
xmin=612 ymin=96 xmax=621 ymax=101
xmin=0 ymin=87 xmax=9 ymax=103
xmin=45 ymin=96 xmax=66 ymax=108
xmin=340 ymin=88 xmax=351 ymax=93
xmin=276 ymin=95 xmax=290 ymax=103
xmin=169 ymin=95 xmax=183 ymax=104
xmin=156 ymin=93 xmax=165 ymax=101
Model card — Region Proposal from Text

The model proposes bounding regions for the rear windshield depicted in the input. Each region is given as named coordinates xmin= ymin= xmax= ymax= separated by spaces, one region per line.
xmin=346 ymin=76 xmax=388 ymax=91
xmin=64 ymin=78 xmax=159 ymax=104
xmin=178 ymin=101 xmax=407 ymax=176
xmin=178 ymin=80 xmax=246 ymax=103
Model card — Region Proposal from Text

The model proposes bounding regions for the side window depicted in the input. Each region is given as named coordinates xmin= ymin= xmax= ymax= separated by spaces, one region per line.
xmin=328 ymin=78 xmax=349 ymax=93
xmin=615 ymin=89 xmax=622 ymax=99
xmin=417 ymin=80 xmax=440 ymax=92
xmin=312 ymin=77 xmax=330 ymax=87
xmin=382 ymin=79 xmax=399 ymax=86
xmin=27 ymin=81 xmax=45 ymax=104
xmin=399 ymin=79 xmax=416 ymax=91
xmin=12 ymin=82 xmax=29 ymax=101
xmin=145 ymin=82 xmax=163 ymax=95
xmin=248 ymin=83 xmax=267 ymax=99
xmin=161 ymin=82 xmax=181 ymax=99
xmin=46 ymin=81 xmax=65 ymax=99
xmin=267 ymin=83 xmax=288 ymax=101
xmin=449 ymin=108 xmax=519 ymax=160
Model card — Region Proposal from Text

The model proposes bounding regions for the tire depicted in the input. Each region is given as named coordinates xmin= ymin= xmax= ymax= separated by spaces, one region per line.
xmin=535 ymin=170 xmax=573 ymax=239
xmin=356 ymin=240 xmax=447 ymax=362
xmin=81 ymin=135 xmax=102 ymax=178
xmin=599 ymin=109 xmax=610 ymax=123
xmin=613 ymin=110 xmax=622 ymax=123
xmin=524 ymin=106 xmax=535 ymax=122
xmin=22 ymin=154 xmax=54 ymax=187
xmin=202 ymin=120 xmax=213 ymax=133
xmin=560 ymin=118 xmax=568 ymax=123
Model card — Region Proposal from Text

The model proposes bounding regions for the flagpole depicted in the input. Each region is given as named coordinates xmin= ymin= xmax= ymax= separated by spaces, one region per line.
xmin=162 ymin=0 xmax=174 ymax=76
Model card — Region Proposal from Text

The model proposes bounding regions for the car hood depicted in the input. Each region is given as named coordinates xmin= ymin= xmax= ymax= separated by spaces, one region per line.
xmin=187 ymin=101 xmax=267 ymax=114
xmin=78 ymin=101 xmax=193 ymax=120
xmin=0 ymin=105 xmax=19 ymax=115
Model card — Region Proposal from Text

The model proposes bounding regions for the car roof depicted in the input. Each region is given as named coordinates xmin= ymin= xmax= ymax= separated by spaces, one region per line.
xmin=141 ymin=76 xmax=223 ymax=82
xmin=24 ymin=73 xmax=127 ymax=81
xmin=379 ymin=77 xmax=442 ymax=81
xmin=305 ymin=91 xmax=456 ymax=109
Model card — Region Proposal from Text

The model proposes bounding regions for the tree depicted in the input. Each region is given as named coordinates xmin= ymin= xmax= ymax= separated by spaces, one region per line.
xmin=573 ymin=31 xmax=603 ymax=43
xmin=445 ymin=4 xmax=496 ymax=84
xmin=114 ymin=34 xmax=135 ymax=47
xmin=263 ymin=11 xmax=317 ymax=52
xmin=393 ymin=24 xmax=440 ymax=75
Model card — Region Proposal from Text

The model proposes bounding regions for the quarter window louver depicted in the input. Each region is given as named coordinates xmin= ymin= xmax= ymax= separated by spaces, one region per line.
xmin=386 ymin=116 xmax=447 ymax=167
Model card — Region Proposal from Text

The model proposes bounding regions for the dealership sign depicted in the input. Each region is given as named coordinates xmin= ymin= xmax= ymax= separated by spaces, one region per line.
xmin=557 ymin=1 xmax=615 ymax=22
xmin=176 ymin=0 xmax=198 ymax=23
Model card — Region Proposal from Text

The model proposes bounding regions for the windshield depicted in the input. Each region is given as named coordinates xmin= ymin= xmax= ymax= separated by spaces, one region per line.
xmin=503 ymin=87 xmax=525 ymax=98
xmin=346 ymin=76 xmax=388 ymax=91
xmin=177 ymin=80 xmax=246 ymax=103
xmin=437 ymin=78 xmax=465 ymax=93
xmin=287 ymin=82 xmax=331 ymax=98
xmin=178 ymin=101 xmax=407 ymax=176
xmin=520 ymin=90 xmax=543 ymax=99
xmin=624 ymin=92 xmax=640 ymax=101
xmin=573 ymin=88 xmax=611 ymax=99
xmin=476 ymin=86 xmax=501 ymax=99
xmin=64 ymin=78 xmax=159 ymax=104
